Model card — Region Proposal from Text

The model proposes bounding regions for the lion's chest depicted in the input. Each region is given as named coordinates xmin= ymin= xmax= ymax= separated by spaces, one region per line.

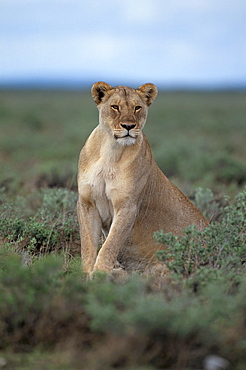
xmin=86 ymin=159 xmax=116 ymax=230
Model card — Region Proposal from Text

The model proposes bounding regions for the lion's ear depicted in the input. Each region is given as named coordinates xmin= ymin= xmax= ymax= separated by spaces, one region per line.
xmin=137 ymin=83 xmax=158 ymax=106
xmin=91 ymin=82 xmax=112 ymax=105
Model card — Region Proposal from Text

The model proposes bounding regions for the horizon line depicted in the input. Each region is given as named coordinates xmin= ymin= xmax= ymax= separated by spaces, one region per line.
xmin=1 ymin=77 xmax=246 ymax=91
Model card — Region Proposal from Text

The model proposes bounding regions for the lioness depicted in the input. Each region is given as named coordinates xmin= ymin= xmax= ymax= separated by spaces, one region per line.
xmin=77 ymin=82 xmax=208 ymax=275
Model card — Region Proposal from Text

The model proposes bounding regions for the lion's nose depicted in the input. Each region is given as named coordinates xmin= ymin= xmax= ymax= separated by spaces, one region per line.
xmin=120 ymin=123 xmax=136 ymax=131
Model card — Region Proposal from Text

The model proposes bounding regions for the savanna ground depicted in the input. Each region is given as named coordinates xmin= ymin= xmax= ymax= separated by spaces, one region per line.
xmin=0 ymin=88 xmax=246 ymax=369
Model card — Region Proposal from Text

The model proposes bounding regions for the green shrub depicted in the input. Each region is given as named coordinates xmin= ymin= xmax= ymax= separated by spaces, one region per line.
xmin=155 ymin=187 xmax=246 ymax=286
xmin=0 ymin=188 xmax=79 ymax=255
xmin=84 ymin=272 xmax=246 ymax=369
xmin=0 ymin=251 xmax=88 ymax=351
xmin=193 ymin=186 xmax=228 ymax=221
xmin=0 ymin=246 xmax=246 ymax=368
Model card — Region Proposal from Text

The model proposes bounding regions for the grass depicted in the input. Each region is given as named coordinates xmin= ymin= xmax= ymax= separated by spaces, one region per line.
xmin=0 ymin=88 xmax=246 ymax=369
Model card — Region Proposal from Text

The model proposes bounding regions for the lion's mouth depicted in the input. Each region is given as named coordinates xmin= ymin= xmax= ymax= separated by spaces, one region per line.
xmin=114 ymin=133 xmax=135 ymax=140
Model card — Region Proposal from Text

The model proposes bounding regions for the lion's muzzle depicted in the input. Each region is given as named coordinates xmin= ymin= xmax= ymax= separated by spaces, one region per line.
xmin=114 ymin=122 xmax=139 ymax=142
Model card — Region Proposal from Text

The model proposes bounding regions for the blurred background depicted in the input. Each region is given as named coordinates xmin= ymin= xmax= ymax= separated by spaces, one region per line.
xmin=0 ymin=0 xmax=246 ymax=197
xmin=1 ymin=0 xmax=246 ymax=89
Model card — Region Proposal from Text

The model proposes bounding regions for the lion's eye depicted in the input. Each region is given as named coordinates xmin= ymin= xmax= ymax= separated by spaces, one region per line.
xmin=111 ymin=105 xmax=119 ymax=111
xmin=135 ymin=106 xmax=142 ymax=112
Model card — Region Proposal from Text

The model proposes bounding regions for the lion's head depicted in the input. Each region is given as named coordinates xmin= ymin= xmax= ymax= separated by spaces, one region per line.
xmin=91 ymin=82 xmax=158 ymax=146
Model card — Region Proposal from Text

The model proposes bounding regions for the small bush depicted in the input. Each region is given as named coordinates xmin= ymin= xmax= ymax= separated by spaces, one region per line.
xmin=193 ymin=187 xmax=228 ymax=221
xmin=0 ymin=188 xmax=79 ymax=255
xmin=0 ymin=251 xmax=89 ymax=351
xmin=155 ymin=187 xmax=246 ymax=286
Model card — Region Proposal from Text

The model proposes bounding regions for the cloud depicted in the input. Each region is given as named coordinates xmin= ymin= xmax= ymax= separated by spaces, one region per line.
xmin=0 ymin=31 xmax=135 ymax=77
xmin=1 ymin=0 xmax=246 ymax=85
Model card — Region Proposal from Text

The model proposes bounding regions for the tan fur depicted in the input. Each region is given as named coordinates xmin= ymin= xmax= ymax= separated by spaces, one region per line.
xmin=77 ymin=82 xmax=208 ymax=275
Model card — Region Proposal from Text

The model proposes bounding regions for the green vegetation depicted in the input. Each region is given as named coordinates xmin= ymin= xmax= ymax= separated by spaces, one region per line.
xmin=0 ymin=188 xmax=79 ymax=258
xmin=155 ymin=188 xmax=246 ymax=284
xmin=1 ymin=89 xmax=246 ymax=194
xmin=0 ymin=89 xmax=246 ymax=369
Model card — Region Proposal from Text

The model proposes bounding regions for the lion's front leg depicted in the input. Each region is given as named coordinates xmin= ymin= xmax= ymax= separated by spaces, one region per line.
xmin=93 ymin=205 xmax=137 ymax=273
xmin=77 ymin=198 xmax=102 ymax=275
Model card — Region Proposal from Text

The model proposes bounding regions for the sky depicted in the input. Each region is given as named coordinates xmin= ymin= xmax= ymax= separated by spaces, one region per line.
xmin=1 ymin=0 xmax=246 ymax=88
